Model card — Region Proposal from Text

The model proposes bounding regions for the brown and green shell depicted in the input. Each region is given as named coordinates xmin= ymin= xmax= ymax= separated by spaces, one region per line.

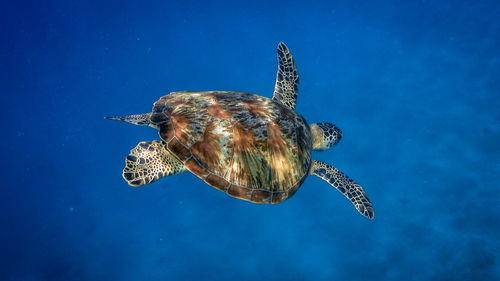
xmin=150 ymin=91 xmax=312 ymax=203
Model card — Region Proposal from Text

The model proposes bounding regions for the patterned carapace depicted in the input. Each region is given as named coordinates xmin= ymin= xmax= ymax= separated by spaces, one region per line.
xmin=151 ymin=91 xmax=312 ymax=203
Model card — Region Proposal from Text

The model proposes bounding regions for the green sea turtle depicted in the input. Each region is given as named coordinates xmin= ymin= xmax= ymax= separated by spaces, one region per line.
xmin=107 ymin=42 xmax=374 ymax=219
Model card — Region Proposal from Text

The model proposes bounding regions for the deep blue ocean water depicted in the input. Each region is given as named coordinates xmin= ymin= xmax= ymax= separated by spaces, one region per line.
xmin=1 ymin=1 xmax=499 ymax=280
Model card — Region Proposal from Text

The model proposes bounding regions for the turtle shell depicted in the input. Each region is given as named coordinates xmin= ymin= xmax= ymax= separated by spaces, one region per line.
xmin=150 ymin=91 xmax=312 ymax=203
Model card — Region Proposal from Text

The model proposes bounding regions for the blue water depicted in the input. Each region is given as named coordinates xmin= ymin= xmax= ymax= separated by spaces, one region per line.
xmin=2 ymin=1 xmax=499 ymax=280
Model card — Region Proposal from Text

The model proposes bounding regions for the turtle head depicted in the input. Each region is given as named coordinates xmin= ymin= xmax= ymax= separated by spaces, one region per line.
xmin=105 ymin=113 xmax=153 ymax=127
xmin=310 ymin=122 xmax=343 ymax=151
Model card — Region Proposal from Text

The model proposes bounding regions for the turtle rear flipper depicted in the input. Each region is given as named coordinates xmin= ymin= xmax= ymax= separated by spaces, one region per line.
xmin=123 ymin=141 xmax=186 ymax=186
xmin=310 ymin=160 xmax=374 ymax=219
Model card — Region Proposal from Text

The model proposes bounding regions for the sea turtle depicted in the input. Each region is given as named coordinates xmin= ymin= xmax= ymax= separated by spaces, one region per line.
xmin=107 ymin=43 xmax=374 ymax=219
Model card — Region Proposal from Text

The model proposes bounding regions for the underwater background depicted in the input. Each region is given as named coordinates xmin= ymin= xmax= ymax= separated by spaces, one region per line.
xmin=1 ymin=0 xmax=499 ymax=280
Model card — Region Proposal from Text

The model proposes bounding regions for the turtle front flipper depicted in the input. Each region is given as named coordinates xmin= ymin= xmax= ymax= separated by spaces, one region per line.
xmin=272 ymin=42 xmax=299 ymax=111
xmin=310 ymin=160 xmax=374 ymax=219
xmin=123 ymin=141 xmax=186 ymax=186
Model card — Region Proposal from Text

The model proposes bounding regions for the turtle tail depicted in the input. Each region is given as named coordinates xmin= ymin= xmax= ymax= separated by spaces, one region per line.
xmin=105 ymin=113 xmax=152 ymax=126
